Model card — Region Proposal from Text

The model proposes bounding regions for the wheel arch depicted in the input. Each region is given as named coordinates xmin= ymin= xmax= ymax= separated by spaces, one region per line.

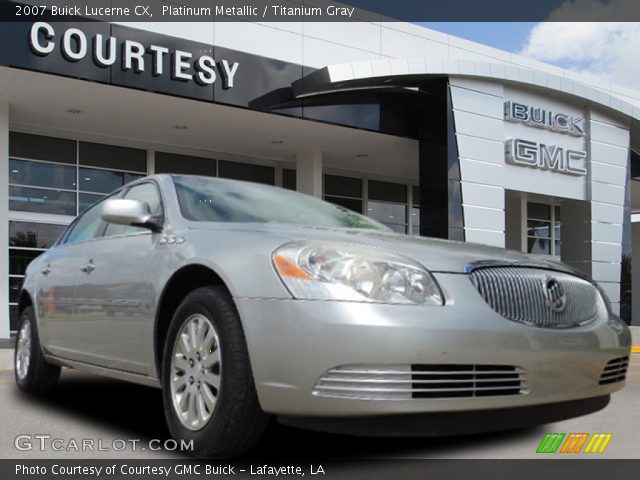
xmin=17 ymin=290 xmax=34 ymax=319
xmin=154 ymin=264 xmax=231 ymax=379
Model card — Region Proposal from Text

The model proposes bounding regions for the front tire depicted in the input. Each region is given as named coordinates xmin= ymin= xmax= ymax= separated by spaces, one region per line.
xmin=161 ymin=286 xmax=270 ymax=458
xmin=14 ymin=306 xmax=61 ymax=394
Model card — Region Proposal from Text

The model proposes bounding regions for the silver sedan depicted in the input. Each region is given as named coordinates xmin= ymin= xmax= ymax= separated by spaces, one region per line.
xmin=15 ymin=175 xmax=631 ymax=457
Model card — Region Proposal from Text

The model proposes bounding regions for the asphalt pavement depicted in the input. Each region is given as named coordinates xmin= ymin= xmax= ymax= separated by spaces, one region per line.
xmin=0 ymin=354 xmax=638 ymax=459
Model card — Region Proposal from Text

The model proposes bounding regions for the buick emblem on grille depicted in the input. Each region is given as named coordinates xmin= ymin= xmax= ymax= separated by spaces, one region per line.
xmin=543 ymin=277 xmax=567 ymax=313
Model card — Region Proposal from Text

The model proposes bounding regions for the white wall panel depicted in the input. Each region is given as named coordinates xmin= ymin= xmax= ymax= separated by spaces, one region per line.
xmin=591 ymin=222 xmax=624 ymax=243
xmin=590 ymin=141 xmax=629 ymax=168
xmin=116 ymin=21 xmax=214 ymax=44
xmin=591 ymin=241 xmax=623 ymax=263
xmin=591 ymin=262 xmax=622 ymax=283
xmin=351 ymin=60 xmax=374 ymax=79
xmin=461 ymin=182 xmax=504 ymax=209
xmin=455 ymin=135 xmax=503 ymax=164
xmin=448 ymin=47 xmax=488 ymax=63
xmin=380 ymin=27 xmax=448 ymax=59
xmin=215 ymin=22 xmax=302 ymax=65
xmin=591 ymin=161 xmax=627 ymax=186
xmin=590 ymin=108 xmax=630 ymax=128
xmin=380 ymin=22 xmax=450 ymax=44
xmin=448 ymin=36 xmax=512 ymax=63
xmin=590 ymin=182 xmax=626 ymax=206
xmin=463 ymin=205 xmax=505 ymax=231
xmin=591 ymin=202 xmax=624 ymax=224
xmin=590 ymin=120 xmax=630 ymax=147
xmin=302 ymin=37 xmax=380 ymax=69
xmin=304 ymin=22 xmax=380 ymax=55
xmin=464 ymin=228 xmax=505 ymax=247
xmin=459 ymin=158 xmax=504 ymax=186
xmin=452 ymin=111 xmax=503 ymax=142
xmin=254 ymin=21 xmax=303 ymax=35
xmin=449 ymin=77 xmax=504 ymax=97
xmin=450 ymin=86 xmax=503 ymax=119
xmin=499 ymin=169 xmax=587 ymax=200
xmin=599 ymin=281 xmax=621 ymax=303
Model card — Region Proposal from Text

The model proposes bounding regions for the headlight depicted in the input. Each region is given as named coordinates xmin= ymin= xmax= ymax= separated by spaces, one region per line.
xmin=272 ymin=241 xmax=443 ymax=305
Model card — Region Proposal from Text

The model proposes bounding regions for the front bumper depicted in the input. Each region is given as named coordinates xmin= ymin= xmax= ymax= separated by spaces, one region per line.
xmin=236 ymin=273 xmax=631 ymax=418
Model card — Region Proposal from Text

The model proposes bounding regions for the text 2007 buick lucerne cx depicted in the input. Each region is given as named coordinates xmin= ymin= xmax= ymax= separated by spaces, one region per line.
xmin=14 ymin=175 xmax=631 ymax=457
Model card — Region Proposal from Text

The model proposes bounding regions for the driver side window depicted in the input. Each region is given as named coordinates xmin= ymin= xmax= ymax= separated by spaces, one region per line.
xmin=103 ymin=182 xmax=163 ymax=237
xmin=63 ymin=197 xmax=111 ymax=245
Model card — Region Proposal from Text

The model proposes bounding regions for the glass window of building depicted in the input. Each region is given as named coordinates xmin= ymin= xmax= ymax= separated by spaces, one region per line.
xmin=526 ymin=202 xmax=561 ymax=257
xmin=323 ymin=174 xmax=363 ymax=213
xmin=9 ymin=132 xmax=76 ymax=164
xmin=8 ymin=222 xmax=66 ymax=330
xmin=8 ymin=137 xmax=78 ymax=215
xmin=367 ymin=180 xmax=408 ymax=233
xmin=155 ymin=152 xmax=216 ymax=177
xmin=218 ymin=160 xmax=275 ymax=185
xmin=8 ymin=133 xmax=149 ymax=215
xmin=411 ymin=185 xmax=420 ymax=236
xmin=282 ymin=168 xmax=296 ymax=190
xmin=79 ymin=142 xmax=146 ymax=172
xmin=79 ymin=141 xmax=146 ymax=212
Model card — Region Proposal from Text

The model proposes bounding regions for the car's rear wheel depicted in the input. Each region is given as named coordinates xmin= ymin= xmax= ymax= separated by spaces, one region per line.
xmin=161 ymin=286 xmax=270 ymax=458
xmin=14 ymin=306 xmax=61 ymax=394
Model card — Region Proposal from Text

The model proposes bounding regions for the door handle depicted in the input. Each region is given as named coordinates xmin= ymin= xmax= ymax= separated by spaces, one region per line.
xmin=41 ymin=265 xmax=52 ymax=276
xmin=80 ymin=261 xmax=95 ymax=274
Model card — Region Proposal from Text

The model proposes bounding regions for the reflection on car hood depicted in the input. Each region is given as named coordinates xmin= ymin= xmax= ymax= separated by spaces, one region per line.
xmin=189 ymin=222 xmax=578 ymax=275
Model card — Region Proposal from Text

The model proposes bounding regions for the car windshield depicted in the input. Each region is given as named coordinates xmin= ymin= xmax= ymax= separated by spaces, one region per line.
xmin=172 ymin=175 xmax=390 ymax=231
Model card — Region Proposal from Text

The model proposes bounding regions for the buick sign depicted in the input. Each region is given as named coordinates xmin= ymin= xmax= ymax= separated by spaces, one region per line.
xmin=28 ymin=22 xmax=239 ymax=88
xmin=504 ymin=101 xmax=586 ymax=137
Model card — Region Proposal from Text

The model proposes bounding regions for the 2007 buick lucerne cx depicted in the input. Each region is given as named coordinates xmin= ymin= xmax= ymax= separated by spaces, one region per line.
xmin=14 ymin=175 xmax=631 ymax=457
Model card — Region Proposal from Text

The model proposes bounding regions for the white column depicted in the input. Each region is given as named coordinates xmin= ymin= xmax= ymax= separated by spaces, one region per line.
xmin=633 ymin=222 xmax=640 ymax=326
xmin=147 ymin=149 xmax=155 ymax=175
xmin=0 ymin=103 xmax=9 ymax=340
xmin=274 ymin=165 xmax=283 ymax=187
xmin=587 ymin=109 xmax=629 ymax=316
xmin=519 ymin=197 xmax=527 ymax=252
xmin=296 ymin=149 xmax=322 ymax=198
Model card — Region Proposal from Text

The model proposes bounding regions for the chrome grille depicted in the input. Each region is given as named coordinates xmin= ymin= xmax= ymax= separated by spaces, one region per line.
xmin=469 ymin=267 xmax=599 ymax=329
xmin=312 ymin=364 xmax=527 ymax=400
xmin=599 ymin=356 xmax=629 ymax=385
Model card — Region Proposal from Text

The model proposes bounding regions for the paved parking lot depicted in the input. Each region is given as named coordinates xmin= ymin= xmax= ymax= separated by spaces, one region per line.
xmin=0 ymin=353 xmax=638 ymax=460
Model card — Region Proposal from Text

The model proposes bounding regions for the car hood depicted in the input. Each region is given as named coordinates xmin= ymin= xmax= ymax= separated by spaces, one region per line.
xmin=188 ymin=222 xmax=577 ymax=275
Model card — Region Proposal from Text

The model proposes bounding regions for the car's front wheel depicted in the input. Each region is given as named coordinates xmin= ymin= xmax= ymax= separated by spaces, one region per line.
xmin=14 ymin=306 xmax=61 ymax=394
xmin=161 ymin=286 xmax=270 ymax=458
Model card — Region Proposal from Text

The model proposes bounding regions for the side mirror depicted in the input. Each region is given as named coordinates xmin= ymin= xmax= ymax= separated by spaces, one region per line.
xmin=101 ymin=199 xmax=161 ymax=232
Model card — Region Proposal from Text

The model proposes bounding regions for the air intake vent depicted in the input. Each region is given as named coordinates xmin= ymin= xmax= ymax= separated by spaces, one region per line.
xmin=312 ymin=364 xmax=527 ymax=400
xmin=599 ymin=356 xmax=629 ymax=385
xmin=469 ymin=267 xmax=600 ymax=329
xmin=411 ymin=364 xmax=525 ymax=398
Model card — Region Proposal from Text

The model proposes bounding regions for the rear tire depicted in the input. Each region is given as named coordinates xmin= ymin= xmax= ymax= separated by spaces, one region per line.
xmin=161 ymin=286 xmax=270 ymax=458
xmin=14 ymin=306 xmax=61 ymax=394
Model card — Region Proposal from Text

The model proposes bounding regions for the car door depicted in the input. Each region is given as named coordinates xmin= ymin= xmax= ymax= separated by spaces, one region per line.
xmin=38 ymin=198 xmax=111 ymax=358
xmin=72 ymin=181 xmax=164 ymax=375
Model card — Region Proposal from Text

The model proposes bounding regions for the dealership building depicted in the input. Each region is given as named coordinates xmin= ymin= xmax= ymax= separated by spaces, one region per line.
xmin=1 ymin=12 xmax=640 ymax=341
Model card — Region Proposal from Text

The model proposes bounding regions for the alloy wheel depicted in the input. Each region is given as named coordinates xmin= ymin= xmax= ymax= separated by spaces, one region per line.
xmin=170 ymin=313 xmax=222 ymax=431
xmin=15 ymin=320 xmax=31 ymax=380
